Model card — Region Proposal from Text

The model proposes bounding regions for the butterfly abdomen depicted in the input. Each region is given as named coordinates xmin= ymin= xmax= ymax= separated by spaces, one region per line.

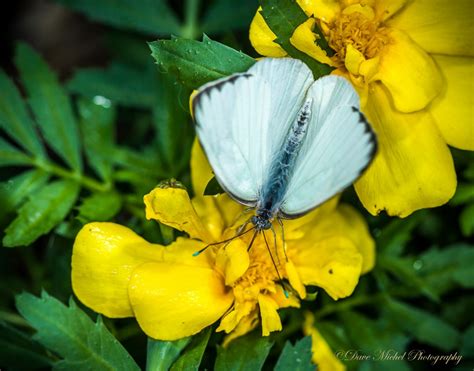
xmin=256 ymin=99 xmax=312 ymax=221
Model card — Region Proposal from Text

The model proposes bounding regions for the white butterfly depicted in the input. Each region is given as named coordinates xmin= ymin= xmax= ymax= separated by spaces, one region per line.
xmin=193 ymin=58 xmax=376 ymax=233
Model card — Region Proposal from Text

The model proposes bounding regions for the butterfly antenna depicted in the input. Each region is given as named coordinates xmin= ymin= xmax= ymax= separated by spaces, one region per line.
xmin=269 ymin=224 xmax=281 ymax=266
xmin=192 ymin=225 xmax=255 ymax=256
xmin=262 ymin=230 xmax=289 ymax=298
xmin=277 ymin=217 xmax=289 ymax=262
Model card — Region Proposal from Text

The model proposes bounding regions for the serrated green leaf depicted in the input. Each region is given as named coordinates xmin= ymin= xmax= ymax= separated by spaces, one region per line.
xmin=77 ymin=98 xmax=116 ymax=181
xmin=0 ymin=320 xmax=52 ymax=369
xmin=419 ymin=244 xmax=474 ymax=294
xmin=0 ymin=169 xmax=49 ymax=220
xmin=170 ymin=328 xmax=211 ymax=371
xmin=275 ymin=337 xmax=314 ymax=371
xmin=15 ymin=291 xmax=140 ymax=370
xmin=460 ymin=204 xmax=474 ymax=237
xmin=385 ymin=299 xmax=461 ymax=351
xmin=68 ymin=63 xmax=157 ymax=108
xmin=149 ymin=35 xmax=255 ymax=89
xmin=146 ymin=337 xmax=191 ymax=371
xmin=15 ymin=43 xmax=82 ymax=172
xmin=202 ymin=0 xmax=258 ymax=34
xmin=215 ymin=331 xmax=273 ymax=371
xmin=259 ymin=0 xmax=333 ymax=77
xmin=77 ymin=191 xmax=122 ymax=223
xmin=56 ymin=0 xmax=180 ymax=35
xmin=3 ymin=179 xmax=80 ymax=247
xmin=379 ymin=255 xmax=439 ymax=302
xmin=0 ymin=137 xmax=33 ymax=167
xmin=0 ymin=70 xmax=45 ymax=157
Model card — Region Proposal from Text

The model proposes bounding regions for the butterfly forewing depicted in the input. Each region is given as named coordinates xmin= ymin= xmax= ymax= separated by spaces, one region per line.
xmin=193 ymin=58 xmax=314 ymax=204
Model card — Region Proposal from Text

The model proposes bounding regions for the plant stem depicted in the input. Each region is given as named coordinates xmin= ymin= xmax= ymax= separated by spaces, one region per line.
xmin=34 ymin=158 xmax=110 ymax=192
xmin=181 ymin=0 xmax=200 ymax=39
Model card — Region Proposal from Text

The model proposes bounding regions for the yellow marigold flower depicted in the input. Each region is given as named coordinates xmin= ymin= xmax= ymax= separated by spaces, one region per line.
xmin=72 ymin=141 xmax=375 ymax=342
xmin=250 ymin=0 xmax=474 ymax=217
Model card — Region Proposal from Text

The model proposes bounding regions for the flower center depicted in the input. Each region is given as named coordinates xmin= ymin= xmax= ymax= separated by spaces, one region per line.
xmin=326 ymin=9 xmax=390 ymax=68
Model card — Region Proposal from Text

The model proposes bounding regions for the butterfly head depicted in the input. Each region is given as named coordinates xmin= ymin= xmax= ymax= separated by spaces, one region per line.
xmin=251 ymin=213 xmax=272 ymax=231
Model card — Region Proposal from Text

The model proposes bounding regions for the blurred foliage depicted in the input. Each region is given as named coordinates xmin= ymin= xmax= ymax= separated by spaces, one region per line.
xmin=0 ymin=0 xmax=472 ymax=370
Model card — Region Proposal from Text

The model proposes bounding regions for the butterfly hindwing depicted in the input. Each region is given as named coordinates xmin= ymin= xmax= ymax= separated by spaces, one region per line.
xmin=280 ymin=75 xmax=377 ymax=217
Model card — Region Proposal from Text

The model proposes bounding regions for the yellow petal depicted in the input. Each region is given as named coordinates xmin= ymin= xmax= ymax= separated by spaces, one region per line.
xmin=222 ymin=311 xmax=259 ymax=347
xmin=289 ymin=236 xmax=362 ymax=300
xmin=290 ymin=18 xmax=335 ymax=67
xmin=376 ymin=29 xmax=442 ymax=112
xmin=359 ymin=56 xmax=380 ymax=82
xmin=285 ymin=260 xmax=306 ymax=299
xmin=335 ymin=205 xmax=375 ymax=274
xmin=72 ymin=222 xmax=164 ymax=318
xmin=129 ymin=261 xmax=233 ymax=340
xmin=355 ymin=83 xmax=456 ymax=217
xmin=217 ymin=301 xmax=253 ymax=333
xmin=144 ymin=186 xmax=213 ymax=242
xmin=374 ymin=0 xmax=407 ymax=21
xmin=298 ymin=0 xmax=341 ymax=22
xmin=269 ymin=288 xmax=301 ymax=308
xmin=344 ymin=44 xmax=365 ymax=75
xmin=258 ymin=295 xmax=282 ymax=336
xmin=215 ymin=239 xmax=250 ymax=286
xmin=304 ymin=312 xmax=346 ymax=371
xmin=249 ymin=9 xmax=287 ymax=57
xmin=343 ymin=3 xmax=375 ymax=19
xmin=191 ymin=139 xmax=213 ymax=197
xmin=388 ymin=0 xmax=474 ymax=56
xmin=431 ymin=55 xmax=474 ymax=150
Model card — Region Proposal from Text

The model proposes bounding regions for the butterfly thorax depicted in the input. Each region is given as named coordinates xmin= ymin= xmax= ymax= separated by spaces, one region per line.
xmin=253 ymin=99 xmax=312 ymax=230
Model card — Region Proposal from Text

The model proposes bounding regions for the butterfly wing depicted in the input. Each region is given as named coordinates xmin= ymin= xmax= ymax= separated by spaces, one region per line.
xmin=193 ymin=58 xmax=314 ymax=204
xmin=280 ymin=75 xmax=377 ymax=217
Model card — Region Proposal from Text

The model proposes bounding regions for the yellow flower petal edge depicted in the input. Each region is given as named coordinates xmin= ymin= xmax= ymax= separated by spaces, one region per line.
xmin=249 ymin=9 xmax=287 ymax=58
xmin=289 ymin=236 xmax=363 ymax=300
xmin=388 ymin=0 xmax=474 ymax=57
xmin=72 ymin=222 xmax=165 ymax=318
xmin=430 ymin=55 xmax=474 ymax=151
xmin=144 ymin=186 xmax=213 ymax=242
xmin=129 ymin=261 xmax=233 ymax=340
xmin=355 ymin=84 xmax=457 ymax=217
xmin=258 ymin=295 xmax=282 ymax=336
xmin=375 ymin=29 xmax=442 ymax=113
xmin=303 ymin=312 xmax=346 ymax=371
xmin=191 ymin=139 xmax=214 ymax=196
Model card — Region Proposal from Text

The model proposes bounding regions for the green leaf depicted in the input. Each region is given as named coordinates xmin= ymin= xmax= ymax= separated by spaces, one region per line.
xmin=376 ymin=211 xmax=425 ymax=256
xmin=0 ymin=137 xmax=33 ymax=167
xmin=68 ymin=63 xmax=157 ymax=108
xmin=204 ymin=177 xmax=225 ymax=196
xmin=259 ymin=0 xmax=333 ymax=77
xmin=149 ymin=35 xmax=256 ymax=89
xmin=202 ymin=0 xmax=259 ymax=34
xmin=215 ymin=331 xmax=273 ymax=371
xmin=0 ymin=70 xmax=45 ymax=157
xmin=275 ymin=337 xmax=315 ymax=371
xmin=146 ymin=337 xmax=191 ymax=371
xmin=450 ymin=183 xmax=474 ymax=205
xmin=56 ymin=0 xmax=180 ymax=35
xmin=77 ymin=98 xmax=116 ymax=181
xmin=385 ymin=299 xmax=461 ymax=351
xmin=77 ymin=191 xmax=122 ymax=223
xmin=460 ymin=203 xmax=474 ymax=237
xmin=170 ymin=327 xmax=211 ymax=371
xmin=419 ymin=244 xmax=474 ymax=294
xmin=460 ymin=324 xmax=474 ymax=357
xmin=0 ymin=320 xmax=52 ymax=369
xmin=379 ymin=255 xmax=439 ymax=302
xmin=152 ymin=73 xmax=193 ymax=171
xmin=15 ymin=291 xmax=140 ymax=370
xmin=3 ymin=179 xmax=80 ymax=247
xmin=0 ymin=169 xmax=49 ymax=220
xmin=15 ymin=43 xmax=82 ymax=172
